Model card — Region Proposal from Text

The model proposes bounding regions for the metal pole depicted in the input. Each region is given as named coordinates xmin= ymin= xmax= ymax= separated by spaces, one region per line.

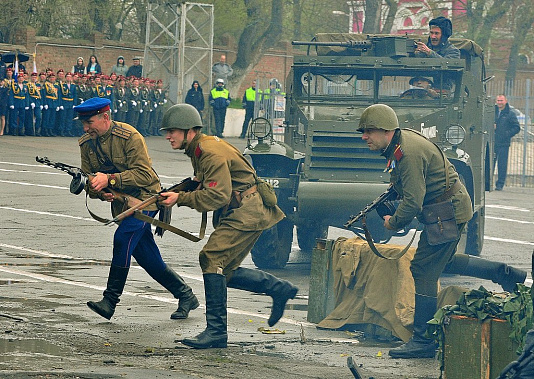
xmin=522 ymin=79 xmax=530 ymax=187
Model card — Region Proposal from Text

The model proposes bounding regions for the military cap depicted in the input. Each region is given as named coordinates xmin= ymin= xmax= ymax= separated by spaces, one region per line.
xmin=133 ymin=57 xmax=141 ymax=61
xmin=39 ymin=72 xmax=46 ymax=76
xmin=48 ymin=72 xmax=56 ymax=77
xmin=74 ymin=98 xmax=111 ymax=120
xmin=6 ymin=67 xmax=12 ymax=72
xmin=65 ymin=72 xmax=73 ymax=77
xmin=31 ymin=72 xmax=38 ymax=77
xmin=57 ymin=69 xmax=64 ymax=74
xmin=409 ymin=76 xmax=434 ymax=86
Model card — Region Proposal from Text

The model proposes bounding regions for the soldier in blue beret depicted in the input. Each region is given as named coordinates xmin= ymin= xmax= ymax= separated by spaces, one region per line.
xmin=74 ymin=97 xmax=199 ymax=321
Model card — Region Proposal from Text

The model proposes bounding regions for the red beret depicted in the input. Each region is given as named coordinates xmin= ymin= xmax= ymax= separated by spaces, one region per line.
xmin=31 ymin=72 xmax=38 ymax=77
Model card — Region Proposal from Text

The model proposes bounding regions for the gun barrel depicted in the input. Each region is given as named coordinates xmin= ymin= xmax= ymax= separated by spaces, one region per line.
xmin=292 ymin=40 xmax=373 ymax=48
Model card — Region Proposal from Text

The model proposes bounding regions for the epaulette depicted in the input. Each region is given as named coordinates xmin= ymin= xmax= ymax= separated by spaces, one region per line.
xmin=393 ymin=144 xmax=404 ymax=161
xmin=111 ymin=124 xmax=133 ymax=139
xmin=78 ymin=133 xmax=92 ymax=146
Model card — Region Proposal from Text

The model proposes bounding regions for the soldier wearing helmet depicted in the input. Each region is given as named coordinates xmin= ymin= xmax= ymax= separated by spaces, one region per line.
xmin=159 ymin=103 xmax=297 ymax=350
xmin=358 ymin=104 xmax=527 ymax=359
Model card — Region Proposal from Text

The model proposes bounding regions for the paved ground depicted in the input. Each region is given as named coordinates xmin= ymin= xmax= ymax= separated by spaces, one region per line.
xmin=0 ymin=134 xmax=533 ymax=378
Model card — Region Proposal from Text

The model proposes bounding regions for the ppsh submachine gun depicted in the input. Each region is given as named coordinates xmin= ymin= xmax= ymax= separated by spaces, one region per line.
xmin=35 ymin=156 xmax=206 ymax=241
xmin=344 ymin=185 xmax=418 ymax=260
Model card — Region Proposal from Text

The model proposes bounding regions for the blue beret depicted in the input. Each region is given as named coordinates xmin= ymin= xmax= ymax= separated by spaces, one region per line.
xmin=74 ymin=97 xmax=111 ymax=120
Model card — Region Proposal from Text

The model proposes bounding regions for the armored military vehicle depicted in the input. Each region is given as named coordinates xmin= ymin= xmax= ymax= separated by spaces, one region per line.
xmin=244 ymin=33 xmax=493 ymax=269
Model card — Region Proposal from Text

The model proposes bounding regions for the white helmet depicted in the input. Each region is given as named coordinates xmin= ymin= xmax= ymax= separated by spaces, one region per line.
xmin=216 ymin=78 xmax=224 ymax=84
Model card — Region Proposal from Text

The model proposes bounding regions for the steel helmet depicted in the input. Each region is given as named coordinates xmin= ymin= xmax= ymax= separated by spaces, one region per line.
xmin=160 ymin=103 xmax=203 ymax=131
xmin=358 ymin=104 xmax=399 ymax=131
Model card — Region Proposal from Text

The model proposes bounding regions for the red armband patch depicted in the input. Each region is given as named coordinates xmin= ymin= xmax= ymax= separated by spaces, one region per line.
xmin=208 ymin=181 xmax=217 ymax=187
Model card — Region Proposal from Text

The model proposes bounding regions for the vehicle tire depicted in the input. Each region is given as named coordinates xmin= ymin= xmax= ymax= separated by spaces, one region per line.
xmin=465 ymin=208 xmax=484 ymax=256
xmin=251 ymin=218 xmax=294 ymax=269
xmin=296 ymin=224 xmax=328 ymax=252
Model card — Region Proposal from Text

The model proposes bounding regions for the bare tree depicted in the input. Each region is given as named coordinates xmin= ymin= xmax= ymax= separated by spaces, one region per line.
xmin=231 ymin=0 xmax=283 ymax=91
xmin=505 ymin=2 xmax=534 ymax=82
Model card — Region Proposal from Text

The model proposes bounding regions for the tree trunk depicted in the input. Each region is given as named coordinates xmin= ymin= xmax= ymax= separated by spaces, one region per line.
xmin=505 ymin=5 xmax=534 ymax=82
xmin=362 ymin=0 xmax=381 ymax=34
xmin=231 ymin=0 xmax=284 ymax=92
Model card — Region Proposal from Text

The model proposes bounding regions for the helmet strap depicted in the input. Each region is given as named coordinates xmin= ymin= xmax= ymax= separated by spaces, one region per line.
xmin=180 ymin=129 xmax=189 ymax=150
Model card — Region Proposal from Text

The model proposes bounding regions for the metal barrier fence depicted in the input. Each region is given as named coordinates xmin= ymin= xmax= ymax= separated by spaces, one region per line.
xmin=486 ymin=79 xmax=534 ymax=188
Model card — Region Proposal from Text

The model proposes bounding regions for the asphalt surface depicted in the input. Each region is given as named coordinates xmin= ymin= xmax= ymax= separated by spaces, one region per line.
xmin=0 ymin=134 xmax=533 ymax=378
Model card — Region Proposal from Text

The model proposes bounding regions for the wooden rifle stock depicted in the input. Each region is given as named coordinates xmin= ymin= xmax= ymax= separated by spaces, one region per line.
xmin=106 ymin=177 xmax=198 ymax=225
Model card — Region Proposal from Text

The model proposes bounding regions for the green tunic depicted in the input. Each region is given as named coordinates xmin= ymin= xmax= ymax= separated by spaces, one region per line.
xmin=176 ymin=133 xmax=285 ymax=274
xmin=383 ymin=129 xmax=473 ymax=230
xmin=382 ymin=129 xmax=474 ymax=297
xmin=79 ymin=121 xmax=161 ymax=216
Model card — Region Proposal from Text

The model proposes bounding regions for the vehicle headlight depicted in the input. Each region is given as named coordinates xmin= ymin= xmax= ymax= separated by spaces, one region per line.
xmin=250 ymin=117 xmax=272 ymax=140
xmin=445 ymin=124 xmax=465 ymax=145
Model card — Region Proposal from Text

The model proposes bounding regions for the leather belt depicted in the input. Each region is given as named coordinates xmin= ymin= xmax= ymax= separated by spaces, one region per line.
xmin=426 ymin=180 xmax=462 ymax=205
xmin=234 ymin=185 xmax=257 ymax=204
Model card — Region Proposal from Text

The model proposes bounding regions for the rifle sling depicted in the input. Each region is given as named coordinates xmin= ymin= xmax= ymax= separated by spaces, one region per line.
xmin=133 ymin=210 xmax=207 ymax=242
xmin=361 ymin=215 xmax=418 ymax=260
xmin=85 ymin=193 xmax=207 ymax=242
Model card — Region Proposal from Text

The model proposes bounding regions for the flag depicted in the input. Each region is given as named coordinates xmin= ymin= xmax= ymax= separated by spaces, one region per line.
xmin=32 ymin=53 xmax=37 ymax=74
xmin=13 ymin=55 xmax=19 ymax=81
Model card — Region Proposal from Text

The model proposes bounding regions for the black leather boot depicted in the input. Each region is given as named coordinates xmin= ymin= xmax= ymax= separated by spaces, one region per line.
xmin=389 ymin=294 xmax=438 ymax=359
xmin=182 ymin=273 xmax=228 ymax=349
xmin=87 ymin=265 xmax=129 ymax=320
xmin=150 ymin=265 xmax=199 ymax=319
xmin=227 ymin=267 xmax=298 ymax=327
xmin=451 ymin=255 xmax=527 ymax=292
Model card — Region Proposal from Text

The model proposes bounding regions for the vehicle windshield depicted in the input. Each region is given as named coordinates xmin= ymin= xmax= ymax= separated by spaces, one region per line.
xmin=295 ymin=68 xmax=461 ymax=104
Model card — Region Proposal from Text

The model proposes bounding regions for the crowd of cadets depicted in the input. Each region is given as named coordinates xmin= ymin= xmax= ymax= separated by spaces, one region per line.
xmin=1 ymin=67 xmax=167 ymax=137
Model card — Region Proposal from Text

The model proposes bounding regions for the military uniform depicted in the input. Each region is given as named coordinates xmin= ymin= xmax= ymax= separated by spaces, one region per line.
xmin=42 ymin=78 xmax=59 ymax=136
xmin=77 ymin=98 xmax=198 ymax=321
xmin=113 ymin=84 xmax=129 ymax=122
xmin=59 ymin=80 xmax=77 ymax=136
xmin=126 ymin=85 xmax=141 ymax=127
xmin=26 ymin=76 xmax=42 ymax=136
xmin=8 ymin=78 xmax=29 ymax=135
xmin=356 ymin=104 xmax=527 ymax=359
xmin=384 ymin=129 xmax=472 ymax=295
xmin=177 ymin=133 xmax=284 ymax=274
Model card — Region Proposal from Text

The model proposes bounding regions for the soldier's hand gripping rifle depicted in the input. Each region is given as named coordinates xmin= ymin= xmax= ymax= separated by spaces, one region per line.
xmin=344 ymin=184 xmax=398 ymax=229
xmin=36 ymin=156 xmax=205 ymax=241
xmin=344 ymin=185 xmax=416 ymax=260
xmin=35 ymin=156 xmax=139 ymax=204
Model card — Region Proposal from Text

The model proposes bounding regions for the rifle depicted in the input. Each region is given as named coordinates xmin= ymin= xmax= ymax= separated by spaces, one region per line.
xmin=344 ymin=185 xmax=398 ymax=229
xmin=344 ymin=185 xmax=417 ymax=260
xmin=106 ymin=177 xmax=199 ymax=225
xmin=36 ymin=156 xmax=205 ymax=241
xmin=35 ymin=156 xmax=141 ymax=205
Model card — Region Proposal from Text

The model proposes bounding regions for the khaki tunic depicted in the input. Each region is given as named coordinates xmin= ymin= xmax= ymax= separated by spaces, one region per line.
xmin=382 ymin=129 xmax=473 ymax=297
xmin=79 ymin=121 xmax=161 ymax=216
xmin=176 ymin=133 xmax=285 ymax=274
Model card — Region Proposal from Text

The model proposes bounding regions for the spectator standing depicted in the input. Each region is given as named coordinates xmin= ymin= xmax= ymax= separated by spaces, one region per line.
xmin=185 ymin=80 xmax=204 ymax=118
xmin=0 ymin=79 xmax=8 ymax=135
xmin=126 ymin=57 xmax=143 ymax=78
xmin=209 ymin=78 xmax=231 ymax=138
xmin=212 ymin=54 xmax=233 ymax=84
xmin=72 ymin=57 xmax=87 ymax=75
xmin=8 ymin=72 xmax=29 ymax=136
xmin=494 ymin=94 xmax=521 ymax=190
xmin=86 ymin=55 xmax=102 ymax=76
xmin=111 ymin=56 xmax=129 ymax=77
xmin=240 ymin=80 xmax=257 ymax=138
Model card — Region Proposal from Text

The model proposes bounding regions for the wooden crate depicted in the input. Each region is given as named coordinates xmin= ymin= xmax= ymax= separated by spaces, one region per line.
xmin=443 ymin=315 xmax=520 ymax=379
xmin=307 ymin=238 xmax=336 ymax=323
